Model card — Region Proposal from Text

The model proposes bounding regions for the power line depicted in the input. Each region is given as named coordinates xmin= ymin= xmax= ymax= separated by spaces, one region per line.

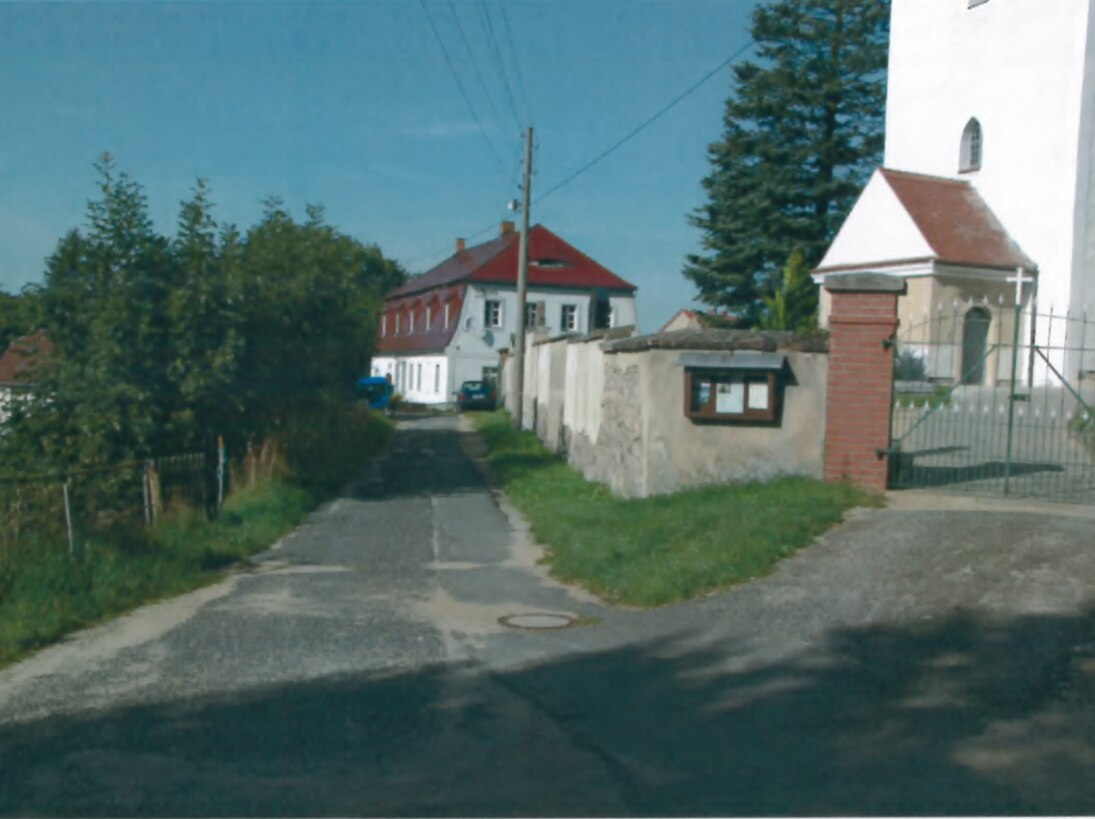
xmin=535 ymin=40 xmax=755 ymax=205
xmin=401 ymin=218 xmax=504 ymax=270
xmin=418 ymin=0 xmax=509 ymax=172
xmin=445 ymin=0 xmax=519 ymax=159
xmin=476 ymin=0 xmax=524 ymax=137
xmin=497 ymin=1 xmax=532 ymax=126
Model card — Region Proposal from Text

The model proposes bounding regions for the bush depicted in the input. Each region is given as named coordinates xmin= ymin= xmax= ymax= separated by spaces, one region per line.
xmin=894 ymin=348 xmax=928 ymax=382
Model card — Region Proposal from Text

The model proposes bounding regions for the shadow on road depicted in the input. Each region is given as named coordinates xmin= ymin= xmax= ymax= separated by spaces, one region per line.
xmin=347 ymin=418 xmax=517 ymax=501
xmin=2 ymin=606 xmax=1093 ymax=816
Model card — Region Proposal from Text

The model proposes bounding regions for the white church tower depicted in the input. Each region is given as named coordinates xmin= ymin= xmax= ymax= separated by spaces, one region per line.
xmin=816 ymin=0 xmax=1095 ymax=384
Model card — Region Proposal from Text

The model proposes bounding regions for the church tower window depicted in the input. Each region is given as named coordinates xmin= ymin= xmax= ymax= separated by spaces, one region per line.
xmin=960 ymin=118 xmax=983 ymax=172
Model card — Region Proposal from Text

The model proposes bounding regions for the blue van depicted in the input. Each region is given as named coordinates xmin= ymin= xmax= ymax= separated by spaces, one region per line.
xmin=357 ymin=376 xmax=394 ymax=412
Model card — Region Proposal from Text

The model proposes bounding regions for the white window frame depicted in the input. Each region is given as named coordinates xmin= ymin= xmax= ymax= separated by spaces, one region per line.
xmin=525 ymin=301 xmax=544 ymax=328
xmin=485 ymin=299 xmax=503 ymax=328
xmin=561 ymin=304 xmax=579 ymax=332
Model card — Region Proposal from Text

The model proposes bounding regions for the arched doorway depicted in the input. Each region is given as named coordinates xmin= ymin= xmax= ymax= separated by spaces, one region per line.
xmin=960 ymin=307 xmax=991 ymax=384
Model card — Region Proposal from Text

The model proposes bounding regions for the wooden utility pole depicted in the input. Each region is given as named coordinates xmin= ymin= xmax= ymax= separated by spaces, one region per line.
xmin=513 ymin=126 xmax=533 ymax=430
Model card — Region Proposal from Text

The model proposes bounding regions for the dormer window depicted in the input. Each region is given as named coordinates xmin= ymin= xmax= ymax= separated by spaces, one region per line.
xmin=960 ymin=118 xmax=982 ymax=172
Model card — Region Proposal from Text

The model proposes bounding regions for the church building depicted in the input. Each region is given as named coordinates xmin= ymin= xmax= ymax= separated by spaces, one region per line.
xmin=814 ymin=0 xmax=1095 ymax=385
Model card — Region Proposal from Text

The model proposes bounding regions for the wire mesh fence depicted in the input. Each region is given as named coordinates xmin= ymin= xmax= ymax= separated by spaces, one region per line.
xmin=889 ymin=305 xmax=1095 ymax=504
xmin=0 ymin=450 xmax=218 ymax=566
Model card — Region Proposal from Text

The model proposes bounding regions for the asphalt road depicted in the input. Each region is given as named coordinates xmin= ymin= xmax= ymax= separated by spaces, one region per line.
xmin=1 ymin=415 xmax=1094 ymax=816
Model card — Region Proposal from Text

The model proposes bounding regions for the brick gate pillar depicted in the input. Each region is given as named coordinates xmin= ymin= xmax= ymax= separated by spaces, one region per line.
xmin=823 ymin=273 xmax=907 ymax=493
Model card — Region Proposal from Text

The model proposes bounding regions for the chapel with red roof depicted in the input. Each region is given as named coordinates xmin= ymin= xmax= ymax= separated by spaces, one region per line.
xmin=813 ymin=0 xmax=1095 ymax=387
xmin=372 ymin=221 xmax=637 ymax=404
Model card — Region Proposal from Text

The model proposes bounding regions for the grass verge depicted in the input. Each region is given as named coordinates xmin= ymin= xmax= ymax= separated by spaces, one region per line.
xmin=470 ymin=410 xmax=875 ymax=607
xmin=0 ymin=407 xmax=393 ymax=668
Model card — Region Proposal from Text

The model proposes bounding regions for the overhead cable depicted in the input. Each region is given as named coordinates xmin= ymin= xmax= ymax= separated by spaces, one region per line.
xmin=535 ymin=39 xmax=756 ymax=204
xmin=418 ymin=0 xmax=509 ymax=172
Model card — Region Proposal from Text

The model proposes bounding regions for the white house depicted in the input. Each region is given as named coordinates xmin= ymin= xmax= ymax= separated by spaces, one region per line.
xmin=0 ymin=331 xmax=51 ymax=425
xmin=372 ymin=222 xmax=638 ymax=405
xmin=815 ymin=0 xmax=1095 ymax=384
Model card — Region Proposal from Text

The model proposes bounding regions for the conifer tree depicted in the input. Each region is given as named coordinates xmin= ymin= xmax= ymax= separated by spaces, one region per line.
xmin=684 ymin=0 xmax=889 ymax=323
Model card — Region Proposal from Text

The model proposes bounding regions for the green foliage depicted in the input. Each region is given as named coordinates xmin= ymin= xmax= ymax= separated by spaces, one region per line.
xmin=472 ymin=411 xmax=872 ymax=606
xmin=0 ymin=288 xmax=42 ymax=352
xmin=685 ymin=0 xmax=889 ymax=322
xmin=893 ymin=347 xmax=928 ymax=382
xmin=0 ymin=478 xmax=313 ymax=667
xmin=757 ymin=250 xmax=819 ymax=332
xmin=0 ymin=405 xmax=393 ymax=668
xmin=1 ymin=155 xmax=406 ymax=474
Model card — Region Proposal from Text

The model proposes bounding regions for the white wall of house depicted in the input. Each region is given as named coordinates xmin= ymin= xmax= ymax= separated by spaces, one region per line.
xmin=886 ymin=0 xmax=1092 ymax=316
xmin=371 ymin=354 xmax=449 ymax=404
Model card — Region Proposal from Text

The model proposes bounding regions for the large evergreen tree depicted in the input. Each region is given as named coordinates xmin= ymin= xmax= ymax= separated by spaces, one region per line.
xmin=684 ymin=0 xmax=889 ymax=324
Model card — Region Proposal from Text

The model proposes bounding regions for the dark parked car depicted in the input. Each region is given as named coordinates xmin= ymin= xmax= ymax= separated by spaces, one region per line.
xmin=456 ymin=380 xmax=496 ymax=411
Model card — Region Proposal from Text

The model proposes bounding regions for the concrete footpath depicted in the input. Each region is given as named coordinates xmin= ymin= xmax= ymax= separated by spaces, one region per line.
xmin=0 ymin=415 xmax=1093 ymax=815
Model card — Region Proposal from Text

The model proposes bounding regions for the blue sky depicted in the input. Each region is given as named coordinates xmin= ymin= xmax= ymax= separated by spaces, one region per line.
xmin=0 ymin=0 xmax=757 ymax=332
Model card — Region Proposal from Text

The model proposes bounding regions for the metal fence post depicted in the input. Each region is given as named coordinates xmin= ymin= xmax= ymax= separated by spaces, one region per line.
xmin=62 ymin=480 xmax=74 ymax=556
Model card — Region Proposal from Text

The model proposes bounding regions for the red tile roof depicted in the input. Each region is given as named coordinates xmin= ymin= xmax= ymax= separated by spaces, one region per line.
xmin=378 ymin=225 xmax=636 ymax=356
xmin=879 ymin=169 xmax=1035 ymax=271
xmin=389 ymin=224 xmax=636 ymax=298
xmin=0 ymin=331 xmax=53 ymax=385
xmin=375 ymin=285 xmax=466 ymax=355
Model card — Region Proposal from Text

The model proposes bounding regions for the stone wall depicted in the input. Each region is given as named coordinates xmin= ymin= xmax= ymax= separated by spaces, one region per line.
xmin=510 ymin=328 xmax=831 ymax=498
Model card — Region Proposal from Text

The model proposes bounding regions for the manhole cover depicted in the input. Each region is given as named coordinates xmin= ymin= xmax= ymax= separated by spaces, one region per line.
xmin=498 ymin=612 xmax=579 ymax=630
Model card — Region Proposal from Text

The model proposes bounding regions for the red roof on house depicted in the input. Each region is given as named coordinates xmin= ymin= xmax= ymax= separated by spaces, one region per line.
xmin=0 ymin=330 xmax=53 ymax=385
xmin=377 ymin=224 xmax=636 ymax=355
xmin=375 ymin=285 xmax=467 ymax=355
xmin=879 ymin=169 xmax=1035 ymax=271
xmin=389 ymin=224 xmax=636 ymax=298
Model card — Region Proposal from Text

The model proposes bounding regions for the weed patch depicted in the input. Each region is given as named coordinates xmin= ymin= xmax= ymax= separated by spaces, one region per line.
xmin=0 ymin=408 xmax=393 ymax=668
xmin=470 ymin=411 xmax=874 ymax=606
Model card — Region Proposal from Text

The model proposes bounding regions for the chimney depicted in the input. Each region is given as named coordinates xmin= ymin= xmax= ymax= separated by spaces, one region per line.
xmin=455 ymin=238 xmax=466 ymax=253
xmin=500 ymin=221 xmax=515 ymax=237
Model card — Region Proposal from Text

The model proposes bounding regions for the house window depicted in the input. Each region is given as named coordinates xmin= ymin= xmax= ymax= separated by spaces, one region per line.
xmin=444 ymin=303 xmax=451 ymax=329
xmin=485 ymin=299 xmax=503 ymax=328
xmin=409 ymin=310 xmax=415 ymax=333
xmin=381 ymin=314 xmax=387 ymax=337
xmin=561 ymin=304 xmax=579 ymax=332
xmin=426 ymin=305 xmax=432 ymax=329
xmin=960 ymin=118 xmax=982 ymax=172
xmin=525 ymin=301 xmax=545 ymax=328
xmin=394 ymin=313 xmax=400 ymax=335
xmin=416 ymin=363 xmax=422 ymax=391
xmin=434 ymin=364 xmax=440 ymax=393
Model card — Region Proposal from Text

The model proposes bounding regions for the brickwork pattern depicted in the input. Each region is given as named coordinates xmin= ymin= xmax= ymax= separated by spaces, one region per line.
xmin=824 ymin=290 xmax=900 ymax=492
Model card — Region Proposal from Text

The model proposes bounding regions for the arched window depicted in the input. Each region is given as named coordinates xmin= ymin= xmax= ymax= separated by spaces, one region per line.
xmin=960 ymin=118 xmax=983 ymax=172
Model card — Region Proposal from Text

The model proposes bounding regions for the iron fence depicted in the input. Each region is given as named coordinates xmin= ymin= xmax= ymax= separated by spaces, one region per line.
xmin=889 ymin=303 xmax=1095 ymax=504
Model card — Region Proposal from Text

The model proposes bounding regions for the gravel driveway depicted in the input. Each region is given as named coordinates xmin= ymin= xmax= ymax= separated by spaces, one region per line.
xmin=0 ymin=414 xmax=1093 ymax=816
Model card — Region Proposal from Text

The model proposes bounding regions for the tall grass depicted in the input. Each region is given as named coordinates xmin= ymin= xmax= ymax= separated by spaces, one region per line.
xmin=472 ymin=411 xmax=874 ymax=606
xmin=0 ymin=404 xmax=393 ymax=667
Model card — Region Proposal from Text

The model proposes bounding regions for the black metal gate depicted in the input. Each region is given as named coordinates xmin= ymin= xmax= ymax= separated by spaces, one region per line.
xmin=888 ymin=303 xmax=1095 ymax=504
